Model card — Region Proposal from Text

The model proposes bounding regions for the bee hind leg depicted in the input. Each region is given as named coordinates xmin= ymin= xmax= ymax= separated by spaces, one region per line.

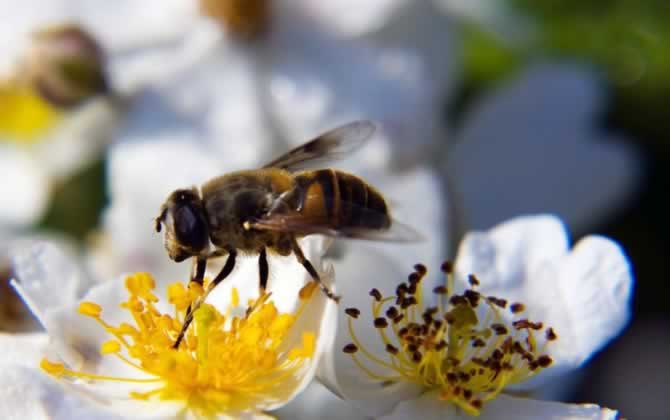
xmin=291 ymin=238 xmax=340 ymax=303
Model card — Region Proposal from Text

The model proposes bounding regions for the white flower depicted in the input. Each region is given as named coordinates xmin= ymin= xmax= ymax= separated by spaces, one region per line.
xmin=318 ymin=214 xmax=632 ymax=418
xmin=447 ymin=63 xmax=641 ymax=232
xmin=5 ymin=236 xmax=336 ymax=419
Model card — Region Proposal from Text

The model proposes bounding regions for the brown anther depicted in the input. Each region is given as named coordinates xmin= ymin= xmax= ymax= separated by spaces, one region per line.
xmin=471 ymin=399 xmax=483 ymax=409
xmin=407 ymin=343 xmax=418 ymax=353
xmin=537 ymin=355 xmax=553 ymax=368
xmin=529 ymin=361 xmax=539 ymax=371
xmin=374 ymin=317 xmax=389 ymax=328
xmin=398 ymin=327 xmax=409 ymax=337
xmin=472 ymin=338 xmax=486 ymax=347
xmin=405 ymin=296 xmax=418 ymax=307
xmin=345 ymin=308 xmax=360 ymax=319
xmin=414 ymin=264 xmax=427 ymax=276
xmin=453 ymin=386 xmax=462 ymax=396
xmin=396 ymin=283 xmax=408 ymax=297
xmin=468 ymin=274 xmax=480 ymax=287
xmin=369 ymin=288 xmax=382 ymax=302
xmin=432 ymin=320 xmax=443 ymax=330
xmin=546 ymin=327 xmax=558 ymax=341
xmin=441 ymin=261 xmax=453 ymax=274
xmin=449 ymin=295 xmax=468 ymax=306
xmin=490 ymin=324 xmax=508 ymax=335
xmin=343 ymin=343 xmax=358 ymax=354
xmin=491 ymin=349 xmax=504 ymax=361
xmin=386 ymin=306 xmax=399 ymax=319
xmin=435 ymin=340 xmax=447 ymax=351
xmin=386 ymin=344 xmax=399 ymax=355
xmin=487 ymin=296 xmax=508 ymax=308
xmin=408 ymin=272 xmax=420 ymax=285
xmin=433 ymin=285 xmax=448 ymax=295
xmin=463 ymin=389 xmax=473 ymax=400
xmin=412 ymin=351 xmax=423 ymax=363
xmin=446 ymin=373 xmax=458 ymax=384
xmin=444 ymin=313 xmax=455 ymax=324
xmin=393 ymin=314 xmax=405 ymax=324
xmin=513 ymin=319 xmax=543 ymax=330
xmin=510 ymin=303 xmax=525 ymax=313
xmin=407 ymin=282 xmax=418 ymax=295
xmin=464 ymin=290 xmax=481 ymax=307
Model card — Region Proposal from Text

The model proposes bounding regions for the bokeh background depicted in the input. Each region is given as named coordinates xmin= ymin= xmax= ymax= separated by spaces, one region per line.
xmin=0 ymin=1 xmax=667 ymax=418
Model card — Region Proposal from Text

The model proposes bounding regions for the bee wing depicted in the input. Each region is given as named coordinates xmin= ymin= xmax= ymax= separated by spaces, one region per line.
xmin=263 ymin=120 xmax=377 ymax=171
xmin=249 ymin=210 xmax=423 ymax=243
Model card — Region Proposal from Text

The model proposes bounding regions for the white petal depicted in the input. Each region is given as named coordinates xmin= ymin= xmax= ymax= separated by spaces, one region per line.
xmin=291 ymin=0 xmax=409 ymax=38
xmin=0 ymin=332 xmax=48 ymax=367
xmin=11 ymin=242 xmax=87 ymax=328
xmin=33 ymin=98 xmax=122 ymax=180
xmin=447 ymin=63 xmax=641 ymax=232
xmin=0 ymin=365 xmax=124 ymax=420
xmin=522 ymin=236 xmax=633 ymax=376
xmin=268 ymin=16 xmax=444 ymax=168
xmin=318 ymin=246 xmax=423 ymax=417
xmin=273 ymin=381 xmax=366 ymax=420
xmin=381 ymin=391 xmax=618 ymax=420
xmin=0 ymin=145 xmax=49 ymax=227
xmin=453 ymin=215 xmax=569 ymax=291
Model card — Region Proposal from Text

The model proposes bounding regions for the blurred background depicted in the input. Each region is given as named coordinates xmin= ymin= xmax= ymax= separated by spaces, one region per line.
xmin=0 ymin=0 xmax=667 ymax=418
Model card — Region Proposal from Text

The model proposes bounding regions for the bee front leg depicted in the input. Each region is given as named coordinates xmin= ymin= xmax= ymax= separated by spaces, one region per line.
xmin=174 ymin=250 xmax=237 ymax=349
xmin=291 ymin=237 xmax=340 ymax=303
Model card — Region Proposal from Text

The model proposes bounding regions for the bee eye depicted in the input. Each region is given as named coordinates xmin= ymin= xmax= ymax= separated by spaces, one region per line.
xmin=174 ymin=204 xmax=208 ymax=251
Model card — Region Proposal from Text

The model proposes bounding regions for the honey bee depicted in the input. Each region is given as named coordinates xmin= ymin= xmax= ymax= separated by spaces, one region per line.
xmin=155 ymin=121 xmax=417 ymax=347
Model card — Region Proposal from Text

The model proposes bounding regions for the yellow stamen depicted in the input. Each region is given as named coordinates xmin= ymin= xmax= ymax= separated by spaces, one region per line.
xmin=0 ymin=82 xmax=60 ymax=142
xmin=344 ymin=263 xmax=555 ymax=415
xmin=41 ymin=272 xmax=319 ymax=417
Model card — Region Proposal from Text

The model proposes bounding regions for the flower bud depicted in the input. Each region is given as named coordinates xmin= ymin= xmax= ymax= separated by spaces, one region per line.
xmin=200 ymin=0 xmax=270 ymax=39
xmin=25 ymin=24 xmax=108 ymax=109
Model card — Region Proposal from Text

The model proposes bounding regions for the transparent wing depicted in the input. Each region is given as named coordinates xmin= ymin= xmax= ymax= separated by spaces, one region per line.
xmin=263 ymin=120 xmax=377 ymax=171
xmin=249 ymin=210 xmax=422 ymax=243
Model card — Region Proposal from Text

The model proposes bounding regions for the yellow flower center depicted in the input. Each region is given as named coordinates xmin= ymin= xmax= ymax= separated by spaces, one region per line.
xmin=343 ymin=262 xmax=556 ymax=416
xmin=41 ymin=272 xmax=319 ymax=417
xmin=0 ymin=81 xmax=61 ymax=143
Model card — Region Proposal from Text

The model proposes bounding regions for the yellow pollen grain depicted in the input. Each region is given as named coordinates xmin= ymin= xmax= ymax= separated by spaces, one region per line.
xmin=299 ymin=282 xmax=318 ymax=300
xmin=78 ymin=301 xmax=102 ymax=317
xmin=42 ymin=272 xmax=319 ymax=418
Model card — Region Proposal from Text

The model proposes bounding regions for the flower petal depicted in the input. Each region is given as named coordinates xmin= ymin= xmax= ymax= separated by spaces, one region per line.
xmin=0 ymin=332 xmax=48 ymax=367
xmin=273 ymin=381 xmax=366 ymax=420
xmin=453 ymin=214 xmax=569 ymax=291
xmin=380 ymin=391 xmax=618 ymax=420
xmin=0 ymin=145 xmax=49 ymax=227
xmin=447 ymin=63 xmax=641 ymax=232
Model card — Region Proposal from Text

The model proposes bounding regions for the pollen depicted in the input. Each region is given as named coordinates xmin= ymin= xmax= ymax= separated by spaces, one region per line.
xmin=344 ymin=262 xmax=556 ymax=416
xmin=40 ymin=272 xmax=318 ymax=417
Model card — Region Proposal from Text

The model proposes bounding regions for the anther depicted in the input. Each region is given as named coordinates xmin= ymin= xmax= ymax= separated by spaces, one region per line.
xmin=440 ymin=261 xmax=453 ymax=274
xmin=343 ymin=343 xmax=359 ymax=354
xmin=490 ymin=324 xmax=508 ymax=335
xmin=463 ymin=389 xmax=473 ymax=400
xmin=546 ymin=327 xmax=557 ymax=341
xmin=386 ymin=344 xmax=399 ymax=355
xmin=369 ymin=288 xmax=382 ymax=302
xmin=468 ymin=274 xmax=480 ymax=287
xmin=408 ymin=272 xmax=421 ymax=284
xmin=414 ymin=264 xmax=427 ymax=276
xmin=374 ymin=317 xmax=389 ymax=328
xmin=510 ymin=303 xmax=525 ymax=313
xmin=537 ymin=355 xmax=553 ymax=368
xmin=433 ymin=285 xmax=448 ymax=294
xmin=487 ymin=296 xmax=508 ymax=308
xmin=393 ymin=314 xmax=404 ymax=324
xmin=464 ymin=290 xmax=481 ymax=307
xmin=386 ymin=306 xmax=399 ymax=319
xmin=345 ymin=308 xmax=361 ymax=319
xmin=412 ymin=351 xmax=423 ymax=363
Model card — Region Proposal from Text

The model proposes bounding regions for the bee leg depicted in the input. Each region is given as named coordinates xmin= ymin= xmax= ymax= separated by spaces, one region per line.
xmin=173 ymin=251 xmax=237 ymax=349
xmin=178 ymin=257 xmax=207 ymax=344
xmin=292 ymin=238 xmax=340 ymax=303
xmin=246 ymin=248 xmax=270 ymax=317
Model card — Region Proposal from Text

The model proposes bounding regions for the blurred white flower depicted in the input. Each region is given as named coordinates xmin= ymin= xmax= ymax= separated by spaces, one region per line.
xmin=447 ymin=63 xmax=641 ymax=233
xmin=5 ymin=236 xmax=336 ymax=418
xmin=318 ymin=214 xmax=632 ymax=418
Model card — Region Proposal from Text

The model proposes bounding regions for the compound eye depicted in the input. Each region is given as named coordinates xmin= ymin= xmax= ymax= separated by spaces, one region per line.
xmin=174 ymin=204 xmax=208 ymax=251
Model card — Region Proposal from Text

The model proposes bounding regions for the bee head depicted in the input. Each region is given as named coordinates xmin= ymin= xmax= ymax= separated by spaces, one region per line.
xmin=156 ymin=188 xmax=209 ymax=262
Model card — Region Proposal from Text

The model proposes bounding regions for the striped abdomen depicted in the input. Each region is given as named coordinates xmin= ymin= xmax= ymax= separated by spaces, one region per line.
xmin=294 ymin=169 xmax=391 ymax=231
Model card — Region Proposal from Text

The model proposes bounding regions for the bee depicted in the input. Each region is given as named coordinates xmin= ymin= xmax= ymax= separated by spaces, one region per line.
xmin=155 ymin=121 xmax=417 ymax=347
